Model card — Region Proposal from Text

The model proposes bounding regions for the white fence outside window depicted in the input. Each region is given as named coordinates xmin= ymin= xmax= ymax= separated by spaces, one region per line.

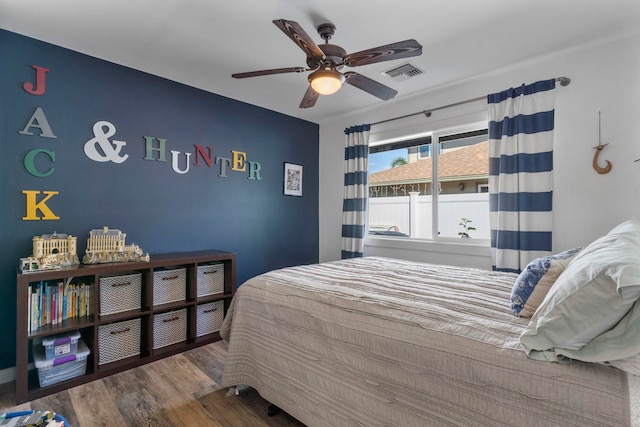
xmin=368 ymin=193 xmax=490 ymax=240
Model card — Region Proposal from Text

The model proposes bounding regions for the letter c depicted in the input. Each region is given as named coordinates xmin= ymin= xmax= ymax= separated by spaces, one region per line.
xmin=24 ymin=148 xmax=55 ymax=177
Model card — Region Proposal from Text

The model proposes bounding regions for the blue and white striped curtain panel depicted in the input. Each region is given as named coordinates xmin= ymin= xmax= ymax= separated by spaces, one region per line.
xmin=487 ymin=79 xmax=556 ymax=273
xmin=342 ymin=124 xmax=370 ymax=259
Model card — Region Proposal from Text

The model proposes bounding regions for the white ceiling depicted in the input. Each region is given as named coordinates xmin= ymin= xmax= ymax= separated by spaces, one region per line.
xmin=1 ymin=0 xmax=639 ymax=123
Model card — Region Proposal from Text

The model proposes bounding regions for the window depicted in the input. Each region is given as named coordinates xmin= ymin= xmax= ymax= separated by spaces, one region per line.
xmin=368 ymin=123 xmax=489 ymax=241
xmin=417 ymin=142 xmax=441 ymax=159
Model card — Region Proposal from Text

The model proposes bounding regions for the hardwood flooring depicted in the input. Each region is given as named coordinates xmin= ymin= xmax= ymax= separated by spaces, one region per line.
xmin=0 ymin=340 xmax=305 ymax=426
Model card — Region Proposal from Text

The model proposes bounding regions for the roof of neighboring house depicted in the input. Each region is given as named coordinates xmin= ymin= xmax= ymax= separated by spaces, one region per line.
xmin=369 ymin=140 xmax=489 ymax=184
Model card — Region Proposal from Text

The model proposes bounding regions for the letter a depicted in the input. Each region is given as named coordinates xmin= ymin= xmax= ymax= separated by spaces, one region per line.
xmin=23 ymin=65 xmax=50 ymax=96
xmin=19 ymin=107 xmax=57 ymax=139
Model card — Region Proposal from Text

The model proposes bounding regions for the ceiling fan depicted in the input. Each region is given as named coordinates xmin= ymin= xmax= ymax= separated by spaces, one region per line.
xmin=232 ymin=19 xmax=423 ymax=108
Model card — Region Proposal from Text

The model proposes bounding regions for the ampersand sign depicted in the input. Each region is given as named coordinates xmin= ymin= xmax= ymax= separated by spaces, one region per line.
xmin=84 ymin=121 xmax=129 ymax=163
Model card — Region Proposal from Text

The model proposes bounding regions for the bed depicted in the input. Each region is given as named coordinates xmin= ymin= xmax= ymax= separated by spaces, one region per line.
xmin=221 ymin=223 xmax=640 ymax=426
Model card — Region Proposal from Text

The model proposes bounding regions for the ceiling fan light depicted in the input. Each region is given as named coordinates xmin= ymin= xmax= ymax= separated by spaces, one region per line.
xmin=309 ymin=68 xmax=345 ymax=95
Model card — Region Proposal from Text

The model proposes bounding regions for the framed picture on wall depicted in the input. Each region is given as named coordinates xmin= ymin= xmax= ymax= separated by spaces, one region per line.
xmin=284 ymin=163 xmax=303 ymax=196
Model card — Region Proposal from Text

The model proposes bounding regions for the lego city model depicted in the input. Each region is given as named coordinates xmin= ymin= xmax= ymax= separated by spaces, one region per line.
xmin=20 ymin=232 xmax=80 ymax=273
xmin=82 ymin=226 xmax=149 ymax=264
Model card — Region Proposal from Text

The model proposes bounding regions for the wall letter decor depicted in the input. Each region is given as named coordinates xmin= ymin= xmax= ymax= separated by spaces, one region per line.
xmin=19 ymin=107 xmax=57 ymax=138
xmin=22 ymin=190 xmax=60 ymax=220
xmin=22 ymin=65 xmax=50 ymax=96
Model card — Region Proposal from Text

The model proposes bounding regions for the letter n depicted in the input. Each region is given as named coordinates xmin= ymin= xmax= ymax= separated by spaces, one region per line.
xmin=194 ymin=145 xmax=213 ymax=167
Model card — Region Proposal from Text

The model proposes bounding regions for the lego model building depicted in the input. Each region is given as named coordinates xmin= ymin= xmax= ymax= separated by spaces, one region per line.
xmin=82 ymin=226 xmax=150 ymax=264
xmin=20 ymin=232 xmax=80 ymax=273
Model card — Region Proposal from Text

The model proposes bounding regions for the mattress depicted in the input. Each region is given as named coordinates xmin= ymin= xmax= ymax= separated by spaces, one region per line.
xmin=221 ymin=256 xmax=637 ymax=427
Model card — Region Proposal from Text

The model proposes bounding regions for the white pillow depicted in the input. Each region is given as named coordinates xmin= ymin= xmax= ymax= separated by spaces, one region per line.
xmin=609 ymin=353 xmax=640 ymax=376
xmin=558 ymin=298 xmax=640 ymax=364
xmin=520 ymin=219 xmax=640 ymax=361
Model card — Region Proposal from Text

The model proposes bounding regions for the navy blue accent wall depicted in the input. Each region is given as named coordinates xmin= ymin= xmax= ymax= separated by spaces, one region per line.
xmin=0 ymin=30 xmax=319 ymax=370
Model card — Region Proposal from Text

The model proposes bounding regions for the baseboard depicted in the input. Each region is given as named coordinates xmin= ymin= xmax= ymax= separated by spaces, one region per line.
xmin=0 ymin=366 xmax=15 ymax=385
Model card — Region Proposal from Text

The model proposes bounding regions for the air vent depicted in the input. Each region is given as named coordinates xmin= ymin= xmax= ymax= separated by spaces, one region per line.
xmin=382 ymin=63 xmax=424 ymax=82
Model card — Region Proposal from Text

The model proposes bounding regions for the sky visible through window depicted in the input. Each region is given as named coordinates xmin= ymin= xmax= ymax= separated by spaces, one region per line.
xmin=369 ymin=148 xmax=407 ymax=174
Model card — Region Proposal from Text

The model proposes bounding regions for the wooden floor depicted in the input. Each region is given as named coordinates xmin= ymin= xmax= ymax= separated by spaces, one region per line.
xmin=0 ymin=340 xmax=305 ymax=426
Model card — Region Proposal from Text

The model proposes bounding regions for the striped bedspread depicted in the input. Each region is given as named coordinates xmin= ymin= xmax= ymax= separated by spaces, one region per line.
xmin=221 ymin=257 xmax=634 ymax=427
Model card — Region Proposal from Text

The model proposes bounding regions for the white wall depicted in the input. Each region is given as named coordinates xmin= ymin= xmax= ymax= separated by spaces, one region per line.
xmin=318 ymin=31 xmax=640 ymax=265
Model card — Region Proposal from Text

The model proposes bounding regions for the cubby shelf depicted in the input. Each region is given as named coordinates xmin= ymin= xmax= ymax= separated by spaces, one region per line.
xmin=15 ymin=250 xmax=236 ymax=404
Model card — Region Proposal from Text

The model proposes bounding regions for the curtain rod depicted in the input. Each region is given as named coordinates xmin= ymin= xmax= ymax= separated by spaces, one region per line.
xmin=371 ymin=76 xmax=570 ymax=126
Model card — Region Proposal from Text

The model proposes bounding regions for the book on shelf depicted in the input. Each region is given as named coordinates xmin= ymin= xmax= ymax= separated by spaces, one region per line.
xmin=27 ymin=280 xmax=92 ymax=332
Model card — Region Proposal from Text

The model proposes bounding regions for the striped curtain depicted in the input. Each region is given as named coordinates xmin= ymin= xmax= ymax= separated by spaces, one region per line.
xmin=488 ymin=79 xmax=556 ymax=272
xmin=342 ymin=124 xmax=370 ymax=259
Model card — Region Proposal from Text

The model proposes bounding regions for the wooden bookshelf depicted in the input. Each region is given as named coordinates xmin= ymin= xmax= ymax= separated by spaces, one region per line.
xmin=15 ymin=250 xmax=236 ymax=404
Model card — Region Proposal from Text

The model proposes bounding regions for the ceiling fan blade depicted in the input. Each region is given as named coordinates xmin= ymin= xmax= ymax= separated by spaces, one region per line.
xmin=232 ymin=67 xmax=306 ymax=79
xmin=344 ymin=39 xmax=423 ymax=67
xmin=273 ymin=19 xmax=326 ymax=61
xmin=344 ymin=72 xmax=397 ymax=100
xmin=299 ymin=85 xmax=320 ymax=108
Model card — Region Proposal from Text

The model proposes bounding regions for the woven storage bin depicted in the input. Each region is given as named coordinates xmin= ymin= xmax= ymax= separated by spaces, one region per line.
xmin=99 ymin=273 xmax=141 ymax=315
xmin=153 ymin=308 xmax=187 ymax=349
xmin=197 ymin=264 xmax=224 ymax=297
xmin=98 ymin=318 xmax=141 ymax=365
xmin=196 ymin=301 xmax=224 ymax=337
xmin=153 ymin=268 xmax=186 ymax=306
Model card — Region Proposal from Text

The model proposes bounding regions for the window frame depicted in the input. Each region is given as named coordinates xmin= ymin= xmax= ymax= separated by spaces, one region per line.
xmin=366 ymin=119 xmax=490 ymax=247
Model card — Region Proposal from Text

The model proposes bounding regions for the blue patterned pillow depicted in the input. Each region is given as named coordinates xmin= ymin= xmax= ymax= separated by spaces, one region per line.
xmin=510 ymin=248 xmax=581 ymax=317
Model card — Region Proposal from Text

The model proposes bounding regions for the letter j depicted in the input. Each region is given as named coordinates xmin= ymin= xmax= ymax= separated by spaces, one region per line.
xmin=23 ymin=65 xmax=50 ymax=96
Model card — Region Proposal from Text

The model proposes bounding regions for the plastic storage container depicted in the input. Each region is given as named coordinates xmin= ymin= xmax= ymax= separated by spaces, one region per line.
xmin=40 ymin=330 xmax=81 ymax=360
xmin=1 ymin=411 xmax=69 ymax=426
xmin=33 ymin=340 xmax=90 ymax=387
